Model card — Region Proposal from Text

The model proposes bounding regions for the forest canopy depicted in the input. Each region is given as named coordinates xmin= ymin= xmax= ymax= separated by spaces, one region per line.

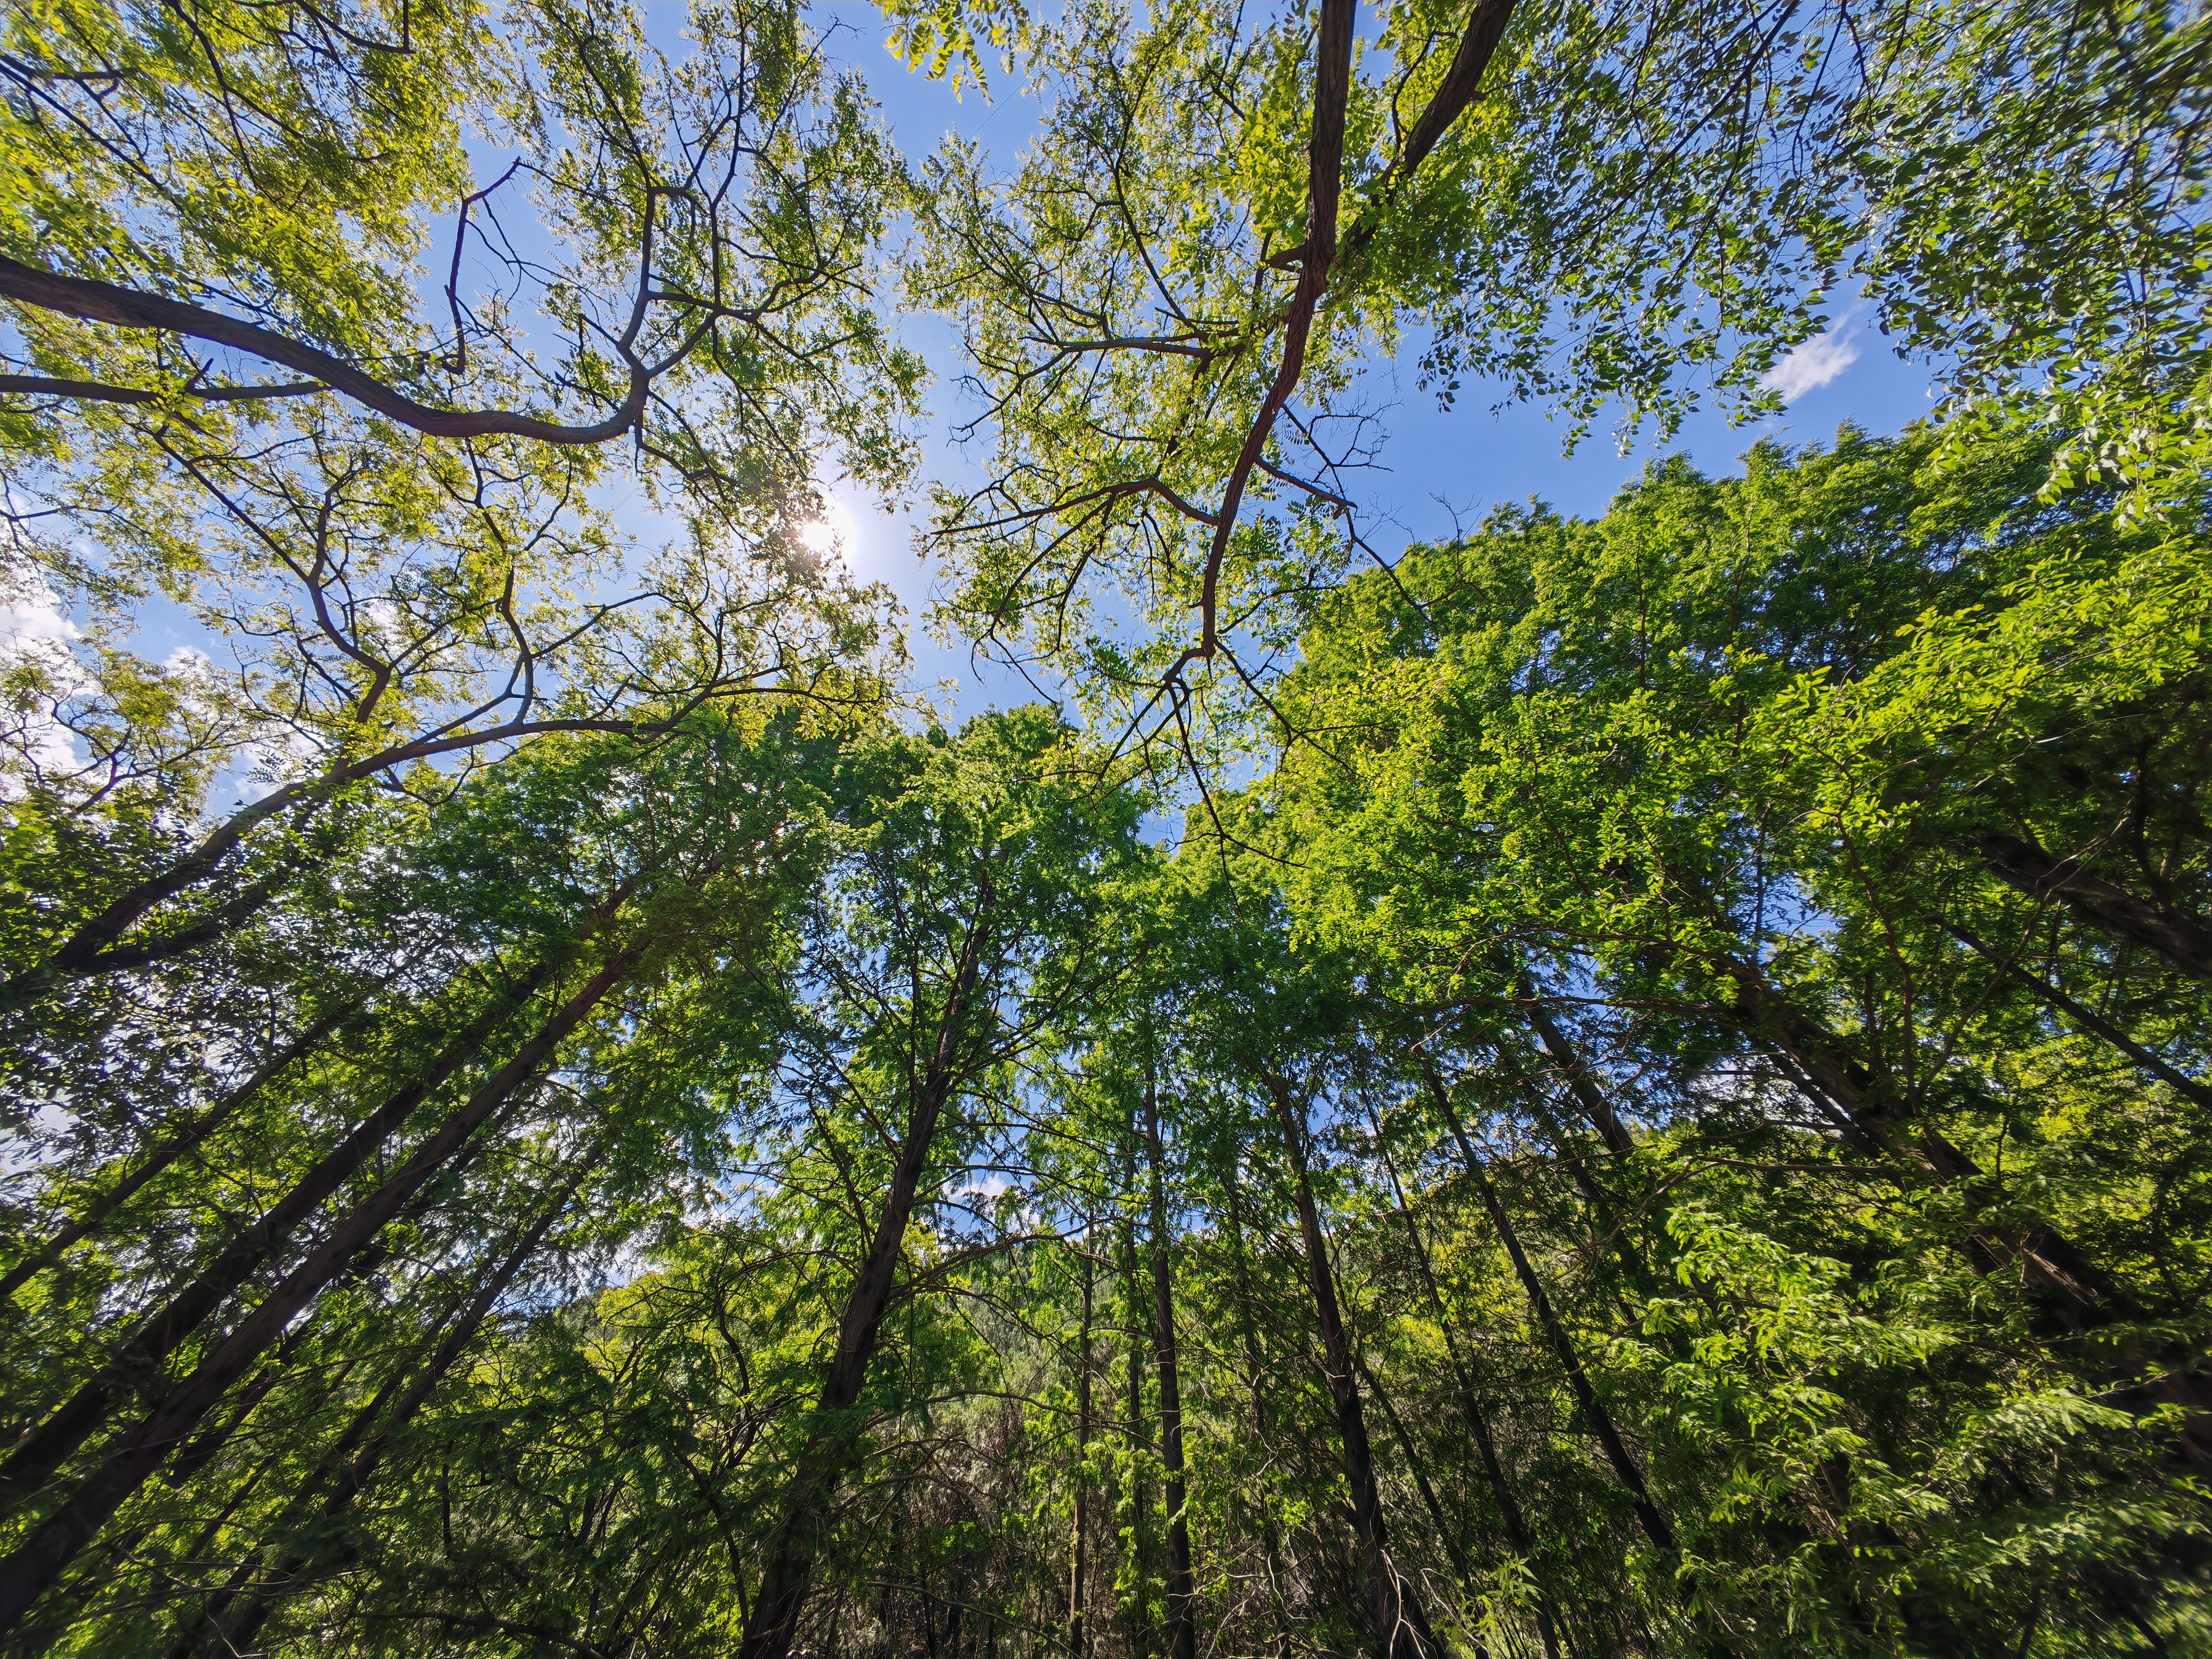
xmin=1 ymin=0 xmax=2209 ymax=1657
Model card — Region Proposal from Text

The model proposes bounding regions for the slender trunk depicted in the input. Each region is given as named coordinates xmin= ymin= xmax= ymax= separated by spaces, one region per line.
xmin=183 ymin=1175 xmax=578 ymax=1659
xmin=1257 ymin=1069 xmax=1440 ymax=1659
xmin=0 ymin=940 xmax=640 ymax=1637
xmin=158 ymin=1306 xmax=332 ymax=1494
xmin=1349 ymin=1349 xmax=1468 ymax=1583
xmin=1721 ymin=954 xmax=2134 ymax=1323
xmin=1 ymin=1004 xmax=355 ymax=1303
xmin=1722 ymin=954 xmax=2212 ymax=1458
xmin=158 ymin=1356 xmax=419 ymax=1659
xmin=1516 ymin=985 xmax=1633 ymax=1155
xmin=0 ymin=792 xmax=344 ymax=1016
xmin=1495 ymin=1024 xmax=1658 ymax=1298
xmin=736 ymin=911 xmax=990 ymax=1659
xmin=1142 ymin=1070 xmax=1195 ymax=1659
xmin=1419 ymin=1066 xmax=1674 ymax=1555
xmin=1069 ymin=1250 xmax=1094 ymax=1659
xmin=1354 ymin=1352 xmax=1518 ymax=1659
xmin=1118 ymin=1129 xmax=1153 ymax=1659
xmin=1364 ymin=1104 xmax=1565 ymax=1659
xmin=1221 ymin=1162 xmax=1291 ymax=1659
xmin=1944 ymin=921 xmax=2212 ymax=1110
xmin=0 ymin=953 xmax=564 ymax=1511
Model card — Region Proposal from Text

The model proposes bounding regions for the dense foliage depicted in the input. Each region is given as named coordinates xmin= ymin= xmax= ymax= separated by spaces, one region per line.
xmin=2 ymin=0 xmax=2208 ymax=1657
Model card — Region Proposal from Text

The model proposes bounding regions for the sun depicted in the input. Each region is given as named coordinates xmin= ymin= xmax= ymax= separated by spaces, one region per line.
xmin=797 ymin=496 xmax=860 ymax=561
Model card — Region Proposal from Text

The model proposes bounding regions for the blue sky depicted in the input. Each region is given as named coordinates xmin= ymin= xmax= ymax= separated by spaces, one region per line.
xmin=807 ymin=8 xmax=1948 ymax=719
xmin=48 ymin=8 xmax=1948 ymax=743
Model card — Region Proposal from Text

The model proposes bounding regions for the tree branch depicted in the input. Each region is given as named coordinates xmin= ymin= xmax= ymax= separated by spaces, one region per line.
xmin=0 ymin=257 xmax=649 ymax=445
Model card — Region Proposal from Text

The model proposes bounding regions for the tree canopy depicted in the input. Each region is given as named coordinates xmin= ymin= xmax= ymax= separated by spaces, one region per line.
xmin=1 ymin=0 xmax=2208 ymax=1656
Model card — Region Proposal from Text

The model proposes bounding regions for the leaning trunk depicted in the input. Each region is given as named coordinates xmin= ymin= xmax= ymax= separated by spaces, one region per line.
xmin=1257 ymin=1069 xmax=1440 ymax=1659
xmin=736 ymin=914 xmax=990 ymax=1659
xmin=0 ymin=940 xmax=641 ymax=1638
xmin=0 ymin=950 xmax=571 ymax=1513
xmin=1419 ymin=1064 xmax=1676 ymax=1555
xmin=179 ymin=1175 xmax=578 ymax=1659
xmin=1365 ymin=1102 xmax=1565 ymax=1659
xmin=0 ymin=1004 xmax=356 ymax=1303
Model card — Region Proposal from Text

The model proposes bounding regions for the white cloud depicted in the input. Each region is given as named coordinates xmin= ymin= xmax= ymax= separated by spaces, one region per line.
xmin=0 ymin=593 xmax=81 ymax=655
xmin=0 ymin=589 xmax=85 ymax=787
xmin=1760 ymin=325 xmax=1861 ymax=403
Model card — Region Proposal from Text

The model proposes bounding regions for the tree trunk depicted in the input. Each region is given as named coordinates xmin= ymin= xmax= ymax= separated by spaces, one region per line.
xmin=1943 ymin=921 xmax=2212 ymax=1110
xmin=1 ymin=1003 xmax=356 ymax=1304
xmin=1118 ymin=1125 xmax=1153 ymax=1659
xmin=0 ymin=792 xmax=335 ymax=1016
xmin=1142 ymin=1067 xmax=1196 ymax=1659
xmin=0 ymin=939 xmax=641 ymax=1638
xmin=180 ymin=1174 xmax=578 ymax=1659
xmin=735 ymin=912 xmax=990 ymax=1659
xmin=1069 ymin=1249 xmax=1094 ymax=1659
xmin=1516 ymin=984 xmax=1633 ymax=1155
xmin=0 ymin=952 xmax=565 ymax=1512
xmin=1221 ymin=1160 xmax=1292 ymax=1659
xmin=1720 ymin=953 xmax=2140 ymax=1325
xmin=1363 ymin=1102 xmax=1566 ymax=1659
xmin=1257 ymin=1069 xmax=1441 ymax=1659
xmin=1972 ymin=830 xmax=2212 ymax=980
xmin=1418 ymin=1065 xmax=1676 ymax=1557
xmin=1719 ymin=951 xmax=2212 ymax=1459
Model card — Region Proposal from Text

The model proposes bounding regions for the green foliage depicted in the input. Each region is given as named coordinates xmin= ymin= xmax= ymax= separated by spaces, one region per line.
xmin=4 ymin=3 xmax=2211 ymax=1656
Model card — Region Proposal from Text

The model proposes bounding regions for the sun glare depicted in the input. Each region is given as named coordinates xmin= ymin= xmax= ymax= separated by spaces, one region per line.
xmin=797 ymin=497 xmax=859 ymax=561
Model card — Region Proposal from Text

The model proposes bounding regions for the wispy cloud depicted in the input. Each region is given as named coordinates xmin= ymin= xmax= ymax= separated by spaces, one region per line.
xmin=1760 ymin=325 xmax=1861 ymax=403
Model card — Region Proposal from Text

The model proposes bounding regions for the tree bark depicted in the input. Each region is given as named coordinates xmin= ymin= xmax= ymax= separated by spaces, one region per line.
xmin=0 ymin=253 xmax=652 ymax=446
xmin=1943 ymin=921 xmax=2212 ymax=1110
xmin=0 ymin=1003 xmax=354 ymax=1303
xmin=1719 ymin=952 xmax=2212 ymax=1459
xmin=1364 ymin=1104 xmax=1565 ymax=1659
xmin=1515 ymin=986 xmax=1633 ymax=1155
xmin=1257 ymin=1069 xmax=1441 ymax=1659
xmin=1719 ymin=954 xmax=2136 ymax=1326
xmin=1118 ymin=1126 xmax=1153 ymax=1659
xmin=735 ymin=909 xmax=990 ymax=1659
xmin=1142 ymin=1068 xmax=1196 ymax=1659
xmin=1418 ymin=1066 xmax=1676 ymax=1557
xmin=0 ymin=953 xmax=564 ymax=1511
xmin=179 ymin=1174 xmax=579 ymax=1659
xmin=1973 ymin=831 xmax=2212 ymax=980
xmin=0 ymin=940 xmax=641 ymax=1637
xmin=1069 ymin=1248 xmax=1094 ymax=1659
xmin=1221 ymin=1161 xmax=1292 ymax=1659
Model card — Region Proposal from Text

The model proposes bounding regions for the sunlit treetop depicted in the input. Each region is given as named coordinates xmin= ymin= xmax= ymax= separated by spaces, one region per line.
xmin=890 ymin=0 xmax=2207 ymax=762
